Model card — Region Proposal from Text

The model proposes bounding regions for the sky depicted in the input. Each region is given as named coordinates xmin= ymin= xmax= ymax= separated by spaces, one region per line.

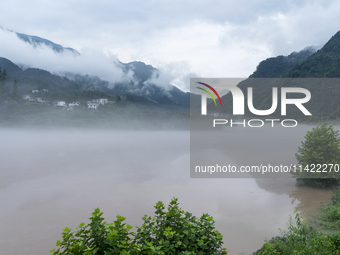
xmin=1 ymin=0 xmax=340 ymax=91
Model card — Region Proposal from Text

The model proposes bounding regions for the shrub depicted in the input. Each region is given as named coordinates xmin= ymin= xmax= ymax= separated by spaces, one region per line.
xmin=50 ymin=208 xmax=138 ymax=254
xmin=135 ymin=197 xmax=227 ymax=255
xmin=50 ymin=198 xmax=228 ymax=255
xmin=319 ymin=204 xmax=340 ymax=229
xmin=253 ymin=210 xmax=340 ymax=254
xmin=332 ymin=189 xmax=340 ymax=205
xmin=319 ymin=189 xmax=340 ymax=230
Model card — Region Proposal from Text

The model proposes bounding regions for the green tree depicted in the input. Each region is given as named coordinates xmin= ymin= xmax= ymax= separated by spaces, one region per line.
xmin=0 ymin=66 xmax=10 ymax=121
xmin=11 ymin=79 xmax=22 ymax=102
xmin=0 ymin=67 xmax=7 ymax=83
xmin=116 ymin=95 xmax=126 ymax=107
xmin=293 ymin=122 xmax=340 ymax=187
xmin=0 ymin=67 xmax=9 ymax=98
xmin=12 ymin=79 xmax=18 ymax=96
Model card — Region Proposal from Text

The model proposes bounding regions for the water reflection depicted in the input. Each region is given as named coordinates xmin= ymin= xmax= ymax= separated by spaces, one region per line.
xmin=255 ymin=177 xmax=334 ymax=219
xmin=289 ymin=186 xmax=334 ymax=221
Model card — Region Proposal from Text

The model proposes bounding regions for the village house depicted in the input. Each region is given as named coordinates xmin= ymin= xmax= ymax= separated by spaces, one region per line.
xmin=52 ymin=101 xmax=66 ymax=107
xmin=86 ymin=98 xmax=109 ymax=109
xmin=22 ymin=95 xmax=113 ymax=110
xmin=92 ymin=98 xmax=108 ymax=105
xmin=58 ymin=101 xmax=66 ymax=107
xmin=87 ymin=102 xmax=100 ymax=109
xmin=69 ymin=102 xmax=80 ymax=107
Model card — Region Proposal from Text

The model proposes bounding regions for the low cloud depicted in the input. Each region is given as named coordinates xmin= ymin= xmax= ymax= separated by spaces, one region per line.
xmin=2 ymin=0 xmax=340 ymax=93
xmin=0 ymin=28 xmax=194 ymax=92
xmin=144 ymin=62 xmax=198 ymax=92
xmin=0 ymin=28 xmax=134 ymax=85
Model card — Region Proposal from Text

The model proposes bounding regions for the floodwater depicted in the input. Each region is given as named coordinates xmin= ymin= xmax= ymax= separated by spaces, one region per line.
xmin=0 ymin=127 xmax=336 ymax=255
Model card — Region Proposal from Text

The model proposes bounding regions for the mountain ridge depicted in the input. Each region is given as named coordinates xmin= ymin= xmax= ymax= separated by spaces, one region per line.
xmin=213 ymin=30 xmax=340 ymax=120
xmin=249 ymin=46 xmax=316 ymax=78
xmin=0 ymin=27 xmax=81 ymax=55
xmin=284 ymin=30 xmax=340 ymax=78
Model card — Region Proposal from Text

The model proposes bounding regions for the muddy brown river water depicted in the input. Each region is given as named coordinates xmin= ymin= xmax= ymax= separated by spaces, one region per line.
xmin=0 ymin=127 xmax=336 ymax=254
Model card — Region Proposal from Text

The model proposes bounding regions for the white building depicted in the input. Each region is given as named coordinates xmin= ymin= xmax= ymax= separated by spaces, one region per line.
xmin=36 ymin=97 xmax=46 ymax=103
xmin=22 ymin=95 xmax=30 ymax=100
xmin=87 ymin=102 xmax=100 ymax=109
xmin=69 ymin=102 xmax=80 ymax=107
xmin=42 ymin=89 xmax=49 ymax=92
xmin=92 ymin=98 xmax=108 ymax=105
xmin=57 ymin=101 xmax=66 ymax=107
xmin=32 ymin=90 xmax=39 ymax=93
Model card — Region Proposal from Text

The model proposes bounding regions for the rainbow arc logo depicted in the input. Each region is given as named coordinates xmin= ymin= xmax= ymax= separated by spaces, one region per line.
xmin=196 ymin=82 xmax=222 ymax=106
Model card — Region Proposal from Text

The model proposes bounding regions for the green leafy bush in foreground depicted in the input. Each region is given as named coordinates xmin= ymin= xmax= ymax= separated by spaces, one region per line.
xmin=50 ymin=198 xmax=227 ymax=255
xmin=253 ymin=209 xmax=340 ymax=255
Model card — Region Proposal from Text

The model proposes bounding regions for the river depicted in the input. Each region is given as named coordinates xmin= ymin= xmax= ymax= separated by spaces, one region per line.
xmin=0 ymin=127 xmax=335 ymax=254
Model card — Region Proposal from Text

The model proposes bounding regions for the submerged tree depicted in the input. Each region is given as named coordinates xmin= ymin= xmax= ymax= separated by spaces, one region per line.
xmin=293 ymin=122 xmax=340 ymax=187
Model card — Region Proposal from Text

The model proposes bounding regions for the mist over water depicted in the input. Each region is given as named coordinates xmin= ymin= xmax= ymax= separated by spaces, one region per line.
xmin=0 ymin=126 xmax=335 ymax=255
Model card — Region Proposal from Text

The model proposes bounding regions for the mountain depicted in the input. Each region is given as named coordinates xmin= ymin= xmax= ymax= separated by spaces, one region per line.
xmin=124 ymin=61 xmax=156 ymax=83
xmin=0 ymin=56 xmax=192 ymax=128
xmin=0 ymin=27 xmax=80 ymax=55
xmin=250 ymin=47 xmax=316 ymax=78
xmin=0 ymin=56 xmax=193 ymax=112
xmin=0 ymin=57 xmax=83 ymax=94
xmin=0 ymin=57 xmax=22 ymax=74
xmin=0 ymin=27 xmax=196 ymax=112
xmin=66 ymin=60 xmax=193 ymax=112
xmin=214 ymin=30 xmax=340 ymax=120
xmin=284 ymin=31 xmax=340 ymax=78
xmin=119 ymin=61 xmax=192 ymax=109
